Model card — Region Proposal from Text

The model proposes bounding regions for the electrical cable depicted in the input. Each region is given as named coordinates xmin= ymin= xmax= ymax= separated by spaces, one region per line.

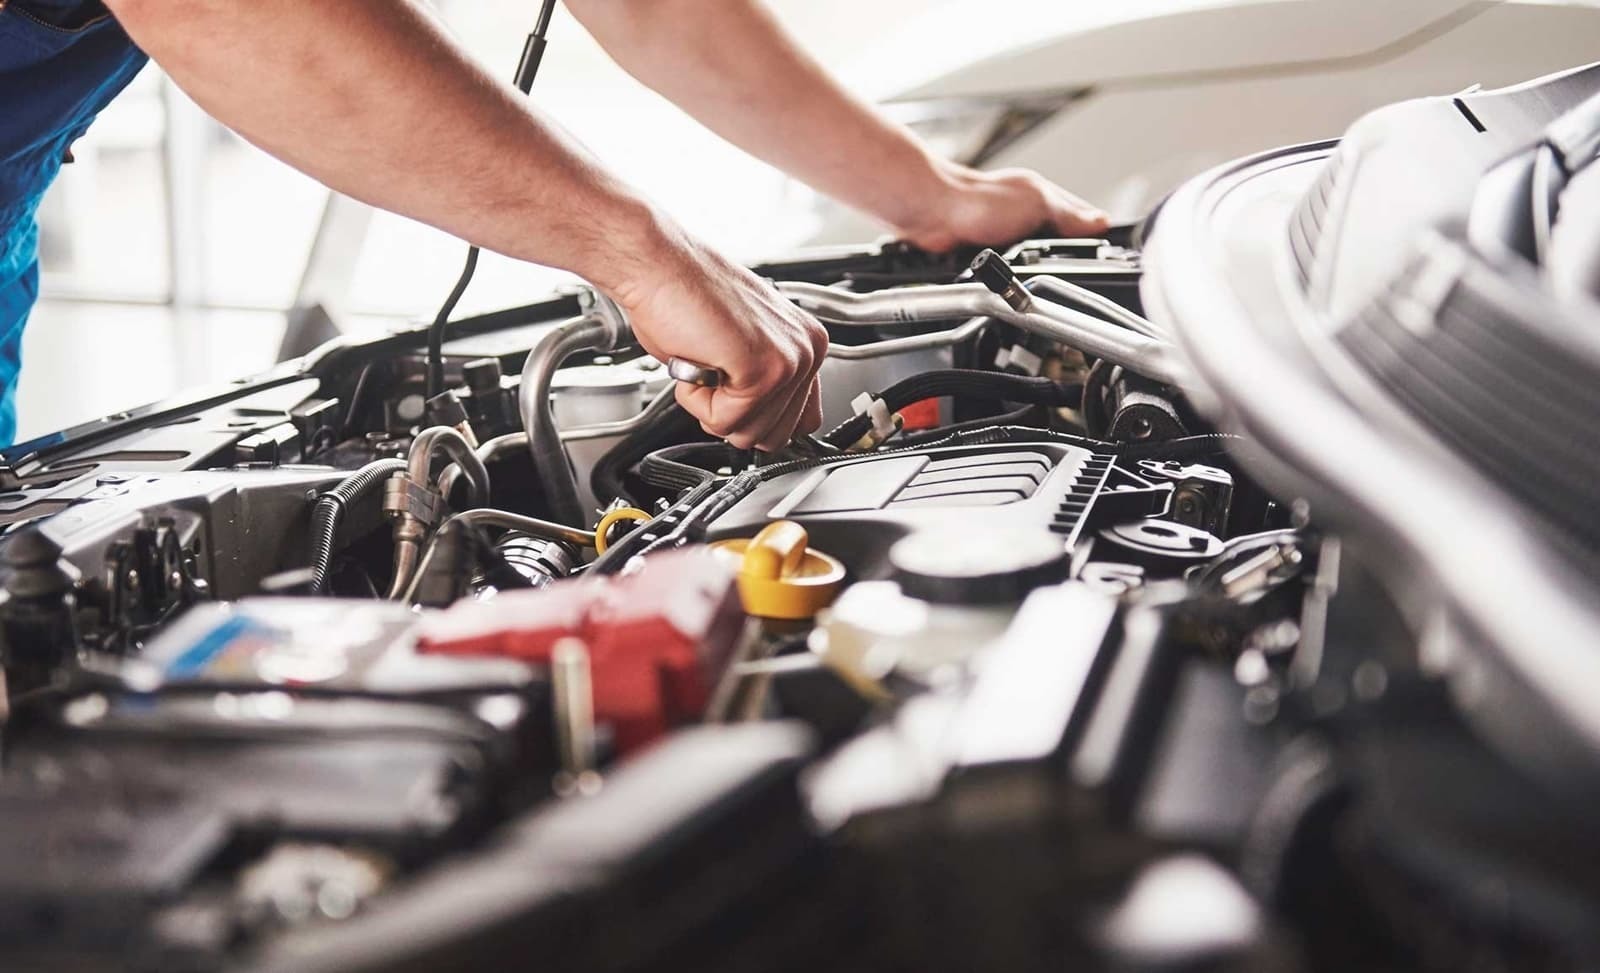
xmin=820 ymin=369 xmax=1082 ymax=448
xmin=425 ymin=0 xmax=561 ymax=399
xmin=307 ymin=458 xmax=407 ymax=595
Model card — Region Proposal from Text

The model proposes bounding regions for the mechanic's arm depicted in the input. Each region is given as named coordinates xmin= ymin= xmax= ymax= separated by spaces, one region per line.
xmin=565 ymin=0 xmax=1109 ymax=250
xmin=104 ymin=0 xmax=825 ymax=451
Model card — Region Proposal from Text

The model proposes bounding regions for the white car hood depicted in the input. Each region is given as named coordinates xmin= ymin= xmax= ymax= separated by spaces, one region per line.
xmin=850 ymin=0 xmax=1484 ymax=100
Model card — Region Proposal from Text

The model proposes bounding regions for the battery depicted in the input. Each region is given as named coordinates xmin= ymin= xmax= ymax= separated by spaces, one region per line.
xmin=9 ymin=598 xmax=560 ymax=854
xmin=134 ymin=598 xmax=535 ymax=701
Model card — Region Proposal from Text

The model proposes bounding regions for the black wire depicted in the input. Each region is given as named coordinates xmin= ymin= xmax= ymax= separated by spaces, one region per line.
xmin=820 ymin=369 xmax=1081 ymax=448
xmin=426 ymin=246 xmax=480 ymax=399
xmin=424 ymin=0 xmax=561 ymax=400
xmin=341 ymin=361 xmax=378 ymax=436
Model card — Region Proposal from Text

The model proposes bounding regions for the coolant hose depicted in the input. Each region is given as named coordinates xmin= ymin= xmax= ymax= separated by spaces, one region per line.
xmin=437 ymin=431 xmax=524 ymax=504
xmin=307 ymin=458 xmax=407 ymax=594
xmin=589 ymin=397 xmax=704 ymax=504
xmin=518 ymin=309 xmax=628 ymax=527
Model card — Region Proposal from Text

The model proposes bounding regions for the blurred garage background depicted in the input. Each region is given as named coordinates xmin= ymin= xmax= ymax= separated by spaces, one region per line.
xmin=22 ymin=0 xmax=1600 ymax=439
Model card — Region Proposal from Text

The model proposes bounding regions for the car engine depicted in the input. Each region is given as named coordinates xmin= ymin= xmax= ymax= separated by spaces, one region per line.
xmin=2 ymin=63 xmax=1599 ymax=973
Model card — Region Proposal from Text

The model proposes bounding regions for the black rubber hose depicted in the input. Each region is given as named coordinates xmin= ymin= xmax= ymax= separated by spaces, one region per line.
xmin=590 ymin=400 xmax=706 ymax=504
xmin=307 ymin=458 xmax=406 ymax=595
xmin=638 ymin=442 xmax=746 ymax=493
xmin=821 ymin=369 xmax=1082 ymax=447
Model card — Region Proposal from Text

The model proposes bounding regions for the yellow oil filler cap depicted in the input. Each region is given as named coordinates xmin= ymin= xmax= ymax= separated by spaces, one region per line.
xmin=712 ymin=520 xmax=846 ymax=620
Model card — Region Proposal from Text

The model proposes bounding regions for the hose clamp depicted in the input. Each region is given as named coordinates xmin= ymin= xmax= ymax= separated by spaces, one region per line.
xmin=580 ymin=288 xmax=634 ymax=351
xmin=382 ymin=473 xmax=444 ymax=530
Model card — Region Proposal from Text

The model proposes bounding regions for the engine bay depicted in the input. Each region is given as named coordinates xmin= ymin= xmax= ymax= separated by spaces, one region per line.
xmin=3 ymin=64 xmax=1600 ymax=973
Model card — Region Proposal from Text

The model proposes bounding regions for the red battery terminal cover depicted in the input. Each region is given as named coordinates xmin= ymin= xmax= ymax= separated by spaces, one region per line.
xmin=416 ymin=547 xmax=746 ymax=753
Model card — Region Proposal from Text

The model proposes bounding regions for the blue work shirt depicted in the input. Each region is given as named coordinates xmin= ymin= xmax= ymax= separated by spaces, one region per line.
xmin=0 ymin=1 xmax=147 ymax=446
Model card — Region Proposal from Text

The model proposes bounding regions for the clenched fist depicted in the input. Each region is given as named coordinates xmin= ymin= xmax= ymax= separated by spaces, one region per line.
xmin=612 ymin=219 xmax=829 ymax=453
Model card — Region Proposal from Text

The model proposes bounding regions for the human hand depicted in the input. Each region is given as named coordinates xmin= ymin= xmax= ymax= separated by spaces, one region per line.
xmin=613 ymin=224 xmax=829 ymax=452
xmin=896 ymin=160 xmax=1110 ymax=253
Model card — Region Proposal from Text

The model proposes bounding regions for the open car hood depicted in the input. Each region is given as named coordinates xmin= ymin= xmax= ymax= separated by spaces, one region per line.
xmin=1141 ymin=60 xmax=1600 ymax=789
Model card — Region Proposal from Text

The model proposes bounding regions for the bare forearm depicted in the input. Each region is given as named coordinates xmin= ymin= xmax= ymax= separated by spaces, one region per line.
xmin=105 ymin=0 xmax=669 ymax=297
xmin=568 ymin=0 xmax=952 ymax=233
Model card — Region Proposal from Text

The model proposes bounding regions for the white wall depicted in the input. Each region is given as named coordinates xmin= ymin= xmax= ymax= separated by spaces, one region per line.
xmin=19 ymin=0 xmax=962 ymax=440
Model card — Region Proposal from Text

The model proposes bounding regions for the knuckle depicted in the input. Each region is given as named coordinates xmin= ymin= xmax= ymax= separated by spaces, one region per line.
xmin=774 ymin=353 xmax=800 ymax=383
xmin=762 ymin=351 xmax=799 ymax=387
xmin=789 ymin=344 xmax=813 ymax=378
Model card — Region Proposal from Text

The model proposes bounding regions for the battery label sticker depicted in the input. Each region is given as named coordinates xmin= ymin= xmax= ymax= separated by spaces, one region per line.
xmin=158 ymin=606 xmax=407 ymax=685
xmin=163 ymin=614 xmax=281 ymax=680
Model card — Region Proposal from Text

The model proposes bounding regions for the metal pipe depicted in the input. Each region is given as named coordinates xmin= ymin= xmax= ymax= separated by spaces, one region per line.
xmin=437 ymin=431 xmax=525 ymax=501
xmin=439 ymin=508 xmax=596 ymax=549
xmin=387 ymin=425 xmax=490 ymax=599
xmin=398 ymin=507 xmax=596 ymax=603
xmin=408 ymin=425 xmax=489 ymax=508
xmin=552 ymin=637 xmax=595 ymax=773
xmin=440 ymin=380 xmax=674 ymax=503
xmin=560 ymin=381 xmax=678 ymax=442
xmin=1023 ymin=275 xmax=1165 ymax=339
xmin=518 ymin=313 xmax=621 ymax=527
xmin=780 ymin=281 xmax=998 ymax=325
xmin=1024 ymin=300 xmax=1185 ymax=383
xmin=386 ymin=538 xmax=421 ymax=600
xmin=778 ymin=281 xmax=1186 ymax=386
xmin=439 ymin=382 xmax=679 ymax=502
xmin=551 ymin=637 xmax=601 ymax=796
xmin=823 ymin=316 xmax=989 ymax=361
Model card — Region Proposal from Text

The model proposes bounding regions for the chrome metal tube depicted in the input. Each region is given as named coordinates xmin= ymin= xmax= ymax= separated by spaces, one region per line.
xmin=408 ymin=425 xmax=489 ymax=508
xmin=551 ymin=637 xmax=596 ymax=775
xmin=387 ymin=425 xmax=490 ymax=600
xmin=441 ymin=508 xmax=597 ymax=549
xmin=823 ymin=316 xmax=989 ymax=361
xmin=445 ymin=382 xmax=677 ymax=499
xmin=517 ymin=314 xmax=612 ymax=527
xmin=559 ymin=382 xmax=678 ymax=442
xmin=1024 ymin=275 xmax=1165 ymax=339
xmin=386 ymin=537 xmax=421 ymax=600
xmin=778 ymin=281 xmax=1185 ymax=386
xmin=1023 ymin=301 xmax=1186 ymax=385
xmin=780 ymin=281 xmax=999 ymax=325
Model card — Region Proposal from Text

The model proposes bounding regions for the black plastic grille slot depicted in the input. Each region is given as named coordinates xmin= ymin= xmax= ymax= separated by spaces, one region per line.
xmin=1338 ymin=248 xmax=1600 ymax=555
xmin=1051 ymin=453 xmax=1114 ymax=536
xmin=885 ymin=450 xmax=1054 ymax=509
xmin=1289 ymin=147 xmax=1346 ymax=289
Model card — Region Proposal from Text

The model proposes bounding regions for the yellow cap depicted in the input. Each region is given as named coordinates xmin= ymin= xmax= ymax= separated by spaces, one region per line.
xmin=712 ymin=520 xmax=846 ymax=620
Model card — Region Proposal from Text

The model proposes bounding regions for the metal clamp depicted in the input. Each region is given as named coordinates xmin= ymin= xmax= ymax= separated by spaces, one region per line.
xmin=382 ymin=473 xmax=444 ymax=530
